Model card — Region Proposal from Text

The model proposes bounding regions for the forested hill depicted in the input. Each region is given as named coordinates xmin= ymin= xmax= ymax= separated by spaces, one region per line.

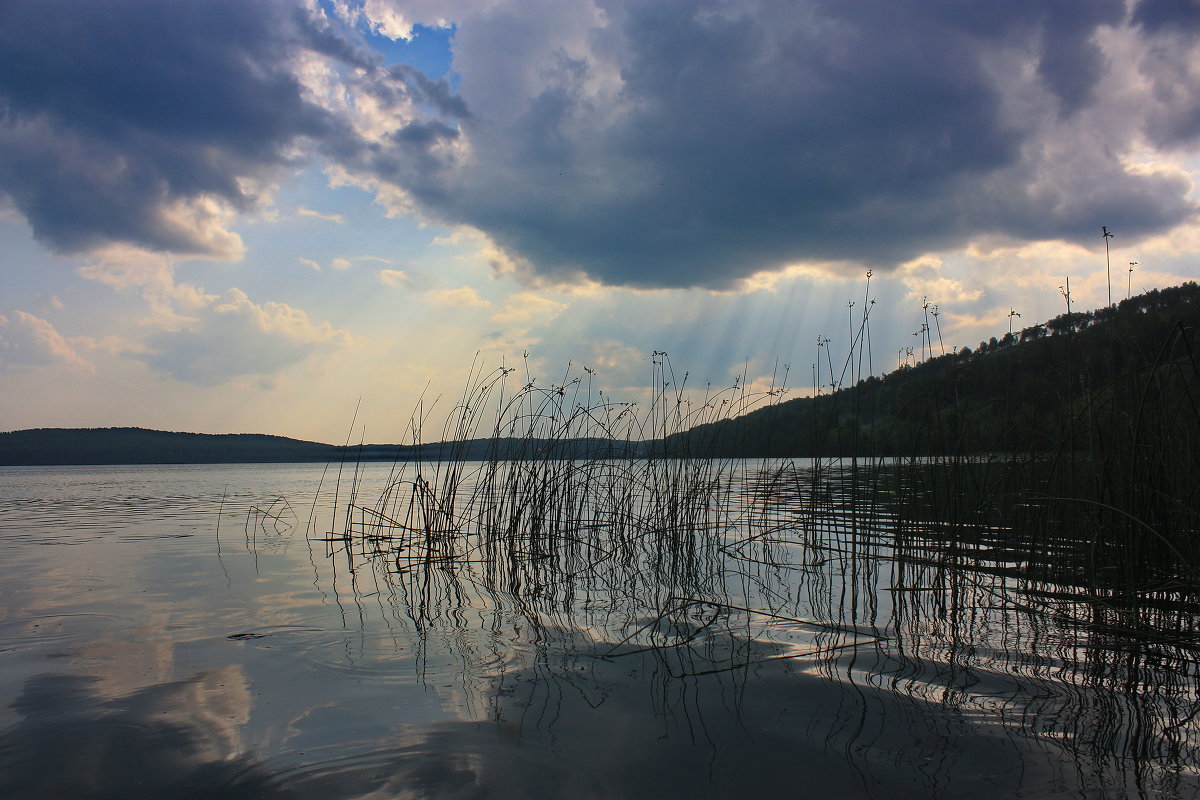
xmin=0 ymin=427 xmax=632 ymax=466
xmin=671 ymin=282 xmax=1200 ymax=457
xmin=0 ymin=428 xmax=347 ymax=466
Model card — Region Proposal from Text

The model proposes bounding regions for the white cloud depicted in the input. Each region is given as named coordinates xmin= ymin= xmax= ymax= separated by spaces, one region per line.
xmin=897 ymin=255 xmax=985 ymax=305
xmin=75 ymin=245 xmax=217 ymax=326
xmin=297 ymin=207 xmax=345 ymax=224
xmin=77 ymin=245 xmax=178 ymax=295
xmin=325 ymin=164 xmax=420 ymax=220
xmin=73 ymin=334 xmax=146 ymax=356
xmin=425 ymin=286 xmax=491 ymax=307
xmin=65 ymin=243 xmax=359 ymax=386
xmin=32 ymin=294 xmax=66 ymax=311
xmin=574 ymin=339 xmax=649 ymax=391
xmin=378 ymin=269 xmax=411 ymax=288
xmin=213 ymin=289 xmax=352 ymax=344
xmin=0 ymin=311 xmax=94 ymax=372
xmin=137 ymin=193 xmax=246 ymax=262
xmin=490 ymin=291 xmax=567 ymax=325
xmin=359 ymin=0 xmax=416 ymax=40
xmin=297 ymin=256 xmax=354 ymax=271
xmin=141 ymin=288 xmax=356 ymax=385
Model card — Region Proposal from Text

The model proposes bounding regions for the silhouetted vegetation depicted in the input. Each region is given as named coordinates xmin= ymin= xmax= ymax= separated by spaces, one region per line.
xmin=679 ymin=281 xmax=1200 ymax=458
xmin=0 ymin=427 xmax=633 ymax=466
xmin=0 ymin=428 xmax=347 ymax=466
xmin=302 ymin=286 xmax=1200 ymax=797
xmin=311 ymin=283 xmax=1200 ymax=696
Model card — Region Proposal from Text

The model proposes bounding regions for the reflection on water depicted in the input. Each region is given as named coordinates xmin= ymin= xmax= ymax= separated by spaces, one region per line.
xmin=0 ymin=462 xmax=1197 ymax=799
xmin=1 ymin=669 xmax=275 ymax=799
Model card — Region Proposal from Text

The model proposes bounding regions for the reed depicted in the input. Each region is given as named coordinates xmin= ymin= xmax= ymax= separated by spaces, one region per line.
xmin=309 ymin=351 xmax=792 ymax=631
xmin=282 ymin=285 xmax=1200 ymax=800
xmin=871 ymin=285 xmax=1200 ymax=644
xmin=308 ymin=283 xmax=1200 ymax=659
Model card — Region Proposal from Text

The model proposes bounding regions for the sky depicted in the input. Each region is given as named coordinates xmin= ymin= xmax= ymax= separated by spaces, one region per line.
xmin=2 ymin=0 xmax=1200 ymax=444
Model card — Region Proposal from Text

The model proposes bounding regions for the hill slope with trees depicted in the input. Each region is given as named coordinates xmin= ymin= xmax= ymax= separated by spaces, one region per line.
xmin=674 ymin=282 xmax=1200 ymax=458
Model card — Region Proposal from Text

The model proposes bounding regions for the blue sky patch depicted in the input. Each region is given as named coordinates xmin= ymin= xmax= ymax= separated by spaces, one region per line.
xmin=366 ymin=23 xmax=456 ymax=80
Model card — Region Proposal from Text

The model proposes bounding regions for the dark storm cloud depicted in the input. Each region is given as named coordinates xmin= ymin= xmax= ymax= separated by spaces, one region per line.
xmin=376 ymin=0 xmax=1198 ymax=288
xmin=1133 ymin=0 xmax=1200 ymax=34
xmin=386 ymin=64 xmax=470 ymax=119
xmin=0 ymin=0 xmax=355 ymax=256
xmin=1130 ymin=0 xmax=1200 ymax=149
xmin=2 ymin=0 xmax=1198 ymax=288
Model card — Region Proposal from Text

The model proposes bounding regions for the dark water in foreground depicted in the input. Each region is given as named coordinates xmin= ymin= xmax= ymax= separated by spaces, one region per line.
xmin=0 ymin=462 xmax=1197 ymax=799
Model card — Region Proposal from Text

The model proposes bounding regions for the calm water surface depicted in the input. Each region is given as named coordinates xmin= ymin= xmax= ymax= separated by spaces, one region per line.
xmin=0 ymin=462 xmax=1196 ymax=798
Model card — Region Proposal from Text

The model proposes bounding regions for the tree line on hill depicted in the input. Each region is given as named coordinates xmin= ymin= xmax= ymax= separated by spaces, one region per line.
xmin=671 ymin=281 xmax=1200 ymax=458
xmin=0 ymin=427 xmax=635 ymax=467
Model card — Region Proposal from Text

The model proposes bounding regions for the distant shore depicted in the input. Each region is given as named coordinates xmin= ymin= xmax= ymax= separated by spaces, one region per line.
xmin=0 ymin=427 xmax=634 ymax=466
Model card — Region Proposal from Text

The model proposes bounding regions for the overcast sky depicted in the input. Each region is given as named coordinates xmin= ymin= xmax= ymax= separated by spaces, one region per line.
xmin=2 ymin=0 xmax=1199 ymax=443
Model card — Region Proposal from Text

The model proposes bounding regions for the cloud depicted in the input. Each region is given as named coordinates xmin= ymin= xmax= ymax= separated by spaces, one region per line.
xmin=4 ymin=0 xmax=1200 ymax=291
xmin=50 ymin=244 xmax=354 ymax=385
xmin=74 ymin=334 xmax=147 ymax=357
xmin=577 ymin=338 xmax=648 ymax=389
xmin=1133 ymin=0 xmax=1200 ymax=36
xmin=425 ymin=286 xmax=490 ymax=307
xmin=357 ymin=0 xmax=421 ymax=41
xmin=297 ymin=256 xmax=354 ymax=271
xmin=897 ymin=256 xmax=985 ymax=305
xmin=0 ymin=311 xmax=94 ymax=372
xmin=378 ymin=267 xmax=434 ymax=290
xmin=0 ymin=0 xmax=348 ymax=257
xmin=297 ymin=207 xmax=345 ymax=224
xmin=378 ymin=269 xmax=412 ymax=288
xmin=75 ymin=245 xmax=217 ymax=326
xmin=77 ymin=247 xmax=178 ymax=295
xmin=140 ymin=289 xmax=355 ymax=385
xmin=334 ymin=0 xmax=1200 ymax=288
xmin=491 ymin=291 xmax=567 ymax=325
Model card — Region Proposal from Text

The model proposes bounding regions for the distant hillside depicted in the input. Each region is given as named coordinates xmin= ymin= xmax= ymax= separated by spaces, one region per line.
xmin=670 ymin=282 xmax=1200 ymax=457
xmin=0 ymin=428 xmax=344 ymax=466
xmin=0 ymin=427 xmax=637 ymax=466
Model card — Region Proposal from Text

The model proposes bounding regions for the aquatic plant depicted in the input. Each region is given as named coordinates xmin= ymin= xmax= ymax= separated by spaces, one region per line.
xmin=287 ymin=280 xmax=1200 ymax=799
xmin=310 ymin=282 xmax=1200 ymax=679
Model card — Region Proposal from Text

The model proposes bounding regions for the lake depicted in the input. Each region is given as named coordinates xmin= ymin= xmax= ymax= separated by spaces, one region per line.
xmin=0 ymin=460 xmax=1197 ymax=799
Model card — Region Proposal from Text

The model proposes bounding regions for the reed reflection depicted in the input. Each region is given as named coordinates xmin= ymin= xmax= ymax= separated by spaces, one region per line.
xmin=307 ymin=456 xmax=1200 ymax=798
